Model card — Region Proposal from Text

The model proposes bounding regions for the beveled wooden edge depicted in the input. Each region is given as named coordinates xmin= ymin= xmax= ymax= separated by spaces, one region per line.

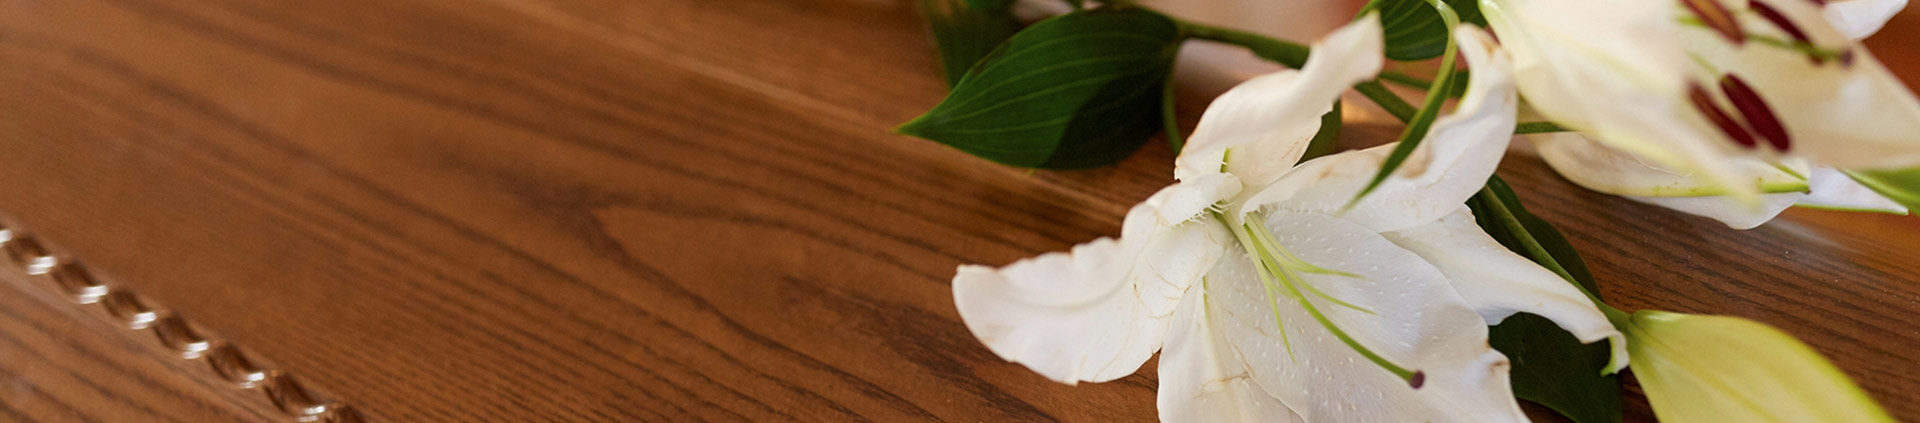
xmin=0 ymin=219 xmax=368 ymax=423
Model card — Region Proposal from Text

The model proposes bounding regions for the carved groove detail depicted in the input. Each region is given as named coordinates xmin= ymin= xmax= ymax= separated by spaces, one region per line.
xmin=0 ymin=222 xmax=367 ymax=423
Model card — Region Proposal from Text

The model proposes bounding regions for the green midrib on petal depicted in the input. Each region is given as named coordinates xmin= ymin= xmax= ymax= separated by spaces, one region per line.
xmin=1214 ymin=210 xmax=1422 ymax=385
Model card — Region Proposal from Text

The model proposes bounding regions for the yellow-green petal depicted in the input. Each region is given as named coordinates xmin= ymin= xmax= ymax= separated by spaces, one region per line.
xmin=1623 ymin=310 xmax=1893 ymax=423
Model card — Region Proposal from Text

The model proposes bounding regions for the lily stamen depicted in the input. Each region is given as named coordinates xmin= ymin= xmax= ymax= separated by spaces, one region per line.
xmin=1719 ymin=75 xmax=1792 ymax=151
xmin=1675 ymin=18 xmax=1849 ymax=64
xmin=1747 ymin=1 xmax=1854 ymax=64
xmin=1687 ymin=83 xmax=1760 ymax=149
xmin=1748 ymin=1 xmax=1811 ymax=45
xmin=1246 ymin=222 xmax=1377 ymax=315
xmin=1680 ymin=0 xmax=1745 ymax=44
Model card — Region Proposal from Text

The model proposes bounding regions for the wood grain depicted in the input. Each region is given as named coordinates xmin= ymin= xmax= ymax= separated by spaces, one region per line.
xmin=0 ymin=0 xmax=1913 ymax=421
xmin=0 ymin=270 xmax=275 ymax=423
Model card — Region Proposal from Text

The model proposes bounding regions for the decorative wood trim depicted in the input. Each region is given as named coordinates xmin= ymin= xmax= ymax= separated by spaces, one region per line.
xmin=0 ymin=221 xmax=367 ymax=423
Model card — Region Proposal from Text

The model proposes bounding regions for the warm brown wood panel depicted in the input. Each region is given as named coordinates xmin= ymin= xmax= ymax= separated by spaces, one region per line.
xmin=0 ymin=0 xmax=1913 ymax=421
xmin=0 ymin=272 xmax=272 ymax=423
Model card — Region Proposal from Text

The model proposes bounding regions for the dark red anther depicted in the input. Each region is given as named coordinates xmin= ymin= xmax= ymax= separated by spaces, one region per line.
xmin=1408 ymin=371 xmax=1426 ymax=389
xmin=1682 ymin=0 xmax=1746 ymax=44
xmin=1688 ymin=83 xmax=1759 ymax=149
xmin=1749 ymin=1 xmax=1811 ymax=44
xmin=1719 ymin=75 xmax=1792 ymax=151
xmin=1805 ymin=0 xmax=1828 ymax=6
xmin=1839 ymin=49 xmax=1857 ymax=67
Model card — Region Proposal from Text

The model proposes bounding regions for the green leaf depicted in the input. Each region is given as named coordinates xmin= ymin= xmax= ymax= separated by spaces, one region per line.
xmin=963 ymin=0 xmax=1015 ymax=11
xmin=1469 ymin=176 xmax=1622 ymax=423
xmin=1455 ymin=0 xmax=1487 ymax=27
xmin=1353 ymin=0 xmax=1459 ymax=203
xmin=1490 ymin=314 xmax=1623 ymax=423
xmin=1375 ymin=0 xmax=1453 ymax=61
xmin=917 ymin=0 xmax=1023 ymax=87
xmin=1370 ymin=0 xmax=1481 ymax=61
xmin=1623 ymin=311 xmax=1894 ymax=423
xmin=1470 ymin=176 xmax=1598 ymax=294
xmin=1845 ymin=168 xmax=1920 ymax=213
xmin=1300 ymin=101 xmax=1343 ymax=163
xmin=897 ymin=8 xmax=1181 ymax=169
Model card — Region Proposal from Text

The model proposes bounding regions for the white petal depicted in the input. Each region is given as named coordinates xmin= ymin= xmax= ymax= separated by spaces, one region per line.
xmin=1796 ymin=167 xmax=1910 ymax=213
xmin=1623 ymin=168 xmax=1906 ymax=228
xmin=1239 ymin=27 xmax=1516 ymax=233
xmin=1212 ymin=210 xmax=1526 ymax=422
xmin=1158 ymin=282 xmax=1305 ymax=423
xmin=1688 ymin=0 xmax=1920 ymax=170
xmin=1122 ymin=177 xmax=1243 ymax=304
xmin=1825 ymin=0 xmax=1907 ymax=40
xmin=955 ymin=179 xmax=1239 ymax=384
xmin=1381 ymin=207 xmax=1627 ymax=372
xmin=1533 ymin=133 xmax=1809 ymax=197
xmin=1483 ymin=0 xmax=1757 ymax=199
xmin=1174 ymin=13 xmax=1383 ymax=184
xmin=1630 ymin=194 xmax=1802 ymax=230
xmin=1124 ymin=172 xmax=1243 ymax=238
xmin=956 ymin=239 xmax=1143 ymax=384
xmin=1481 ymin=0 xmax=1688 ymax=98
xmin=1532 ymin=134 xmax=1836 ymax=228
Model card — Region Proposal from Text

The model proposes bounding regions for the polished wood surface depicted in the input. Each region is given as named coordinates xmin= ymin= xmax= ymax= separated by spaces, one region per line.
xmin=0 ymin=0 xmax=1914 ymax=421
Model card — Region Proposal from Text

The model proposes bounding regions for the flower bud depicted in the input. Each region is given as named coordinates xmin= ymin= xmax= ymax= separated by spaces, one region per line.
xmin=1622 ymin=310 xmax=1892 ymax=423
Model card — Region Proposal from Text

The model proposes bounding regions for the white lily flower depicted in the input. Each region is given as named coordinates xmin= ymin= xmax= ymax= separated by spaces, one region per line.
xmin=1825 ymin=0 xmax=1909 ymax=40
xmin=954 ymin=18 xmax=1623 ymax=422
xmin=1534 ymin=133 xmax=1908 ymax=228
xmin=1482 ymin=0 xmax=1920 ymax=204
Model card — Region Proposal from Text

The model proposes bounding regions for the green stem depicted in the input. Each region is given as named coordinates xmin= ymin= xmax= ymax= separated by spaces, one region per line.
xmin=1178 ymin=19 xmax=1421 ymax=125
xmin=1474 ymin=184 xmax=1630 ymax=323
xmin=1163 ymin=48 xmax=1185 ymax=152
xmin=1351 ymin=0 xmax=1461 ymax=204
xmin=1515 ymin=121 xmax=1571 ymax=134
xmin=1354 ymin=81 xmax=1418 ymax=123
xmin=1180 ymin=9 xmax=1576 ymax=145
xmin=1379 ymin=71 xmax=1433 ymax=89
xmin=1180 ymin=22 xmax=1308 ymax=68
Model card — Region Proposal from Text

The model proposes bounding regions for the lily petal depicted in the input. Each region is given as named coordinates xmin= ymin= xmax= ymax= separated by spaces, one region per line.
xmin=1535 ymin=135 xmax=1905 ymax=227
xmin=1175 ymin=13 xmax=1384 ymax=184
xmin=1687 ymin=0 xmax=1920 ymax=170
xmin=1158 ymin=282 xmax=1305 ymax=423
xmin=1629 ymin=166 xmax=1913 ymax=228
xmin=1483 ymin=0 xmax=1756 ymax=199
xmin=1533 ymin=133 xmax=1809 ymax=197
xmin=1125 ymin=172 xmax=1244 ymax=237
xmin=1797 ymin=167 xmax=1909 ymax=213
xmin=1825 ymin=0 xmax=1907 ymax=40
xmin=1630 ymin=194 xmax=1801 ymax=229
xmin=1381 ymin=207 xmax=1627 ymax=372
xmin=1631 ymin=167 xmax=1911 ymax=228
xmin=1625 ymin=311 xmax=1896 ymax=422
xmin=1215 ymin=210 xmax=1526 ymax=422
xmin=1242 ymin=26 xmax=1516 ymax=233
xmin=956 ymin=239 xmax=1144 ymax=384
xmin=954 ymin=177 xmax=1238 ymax=384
